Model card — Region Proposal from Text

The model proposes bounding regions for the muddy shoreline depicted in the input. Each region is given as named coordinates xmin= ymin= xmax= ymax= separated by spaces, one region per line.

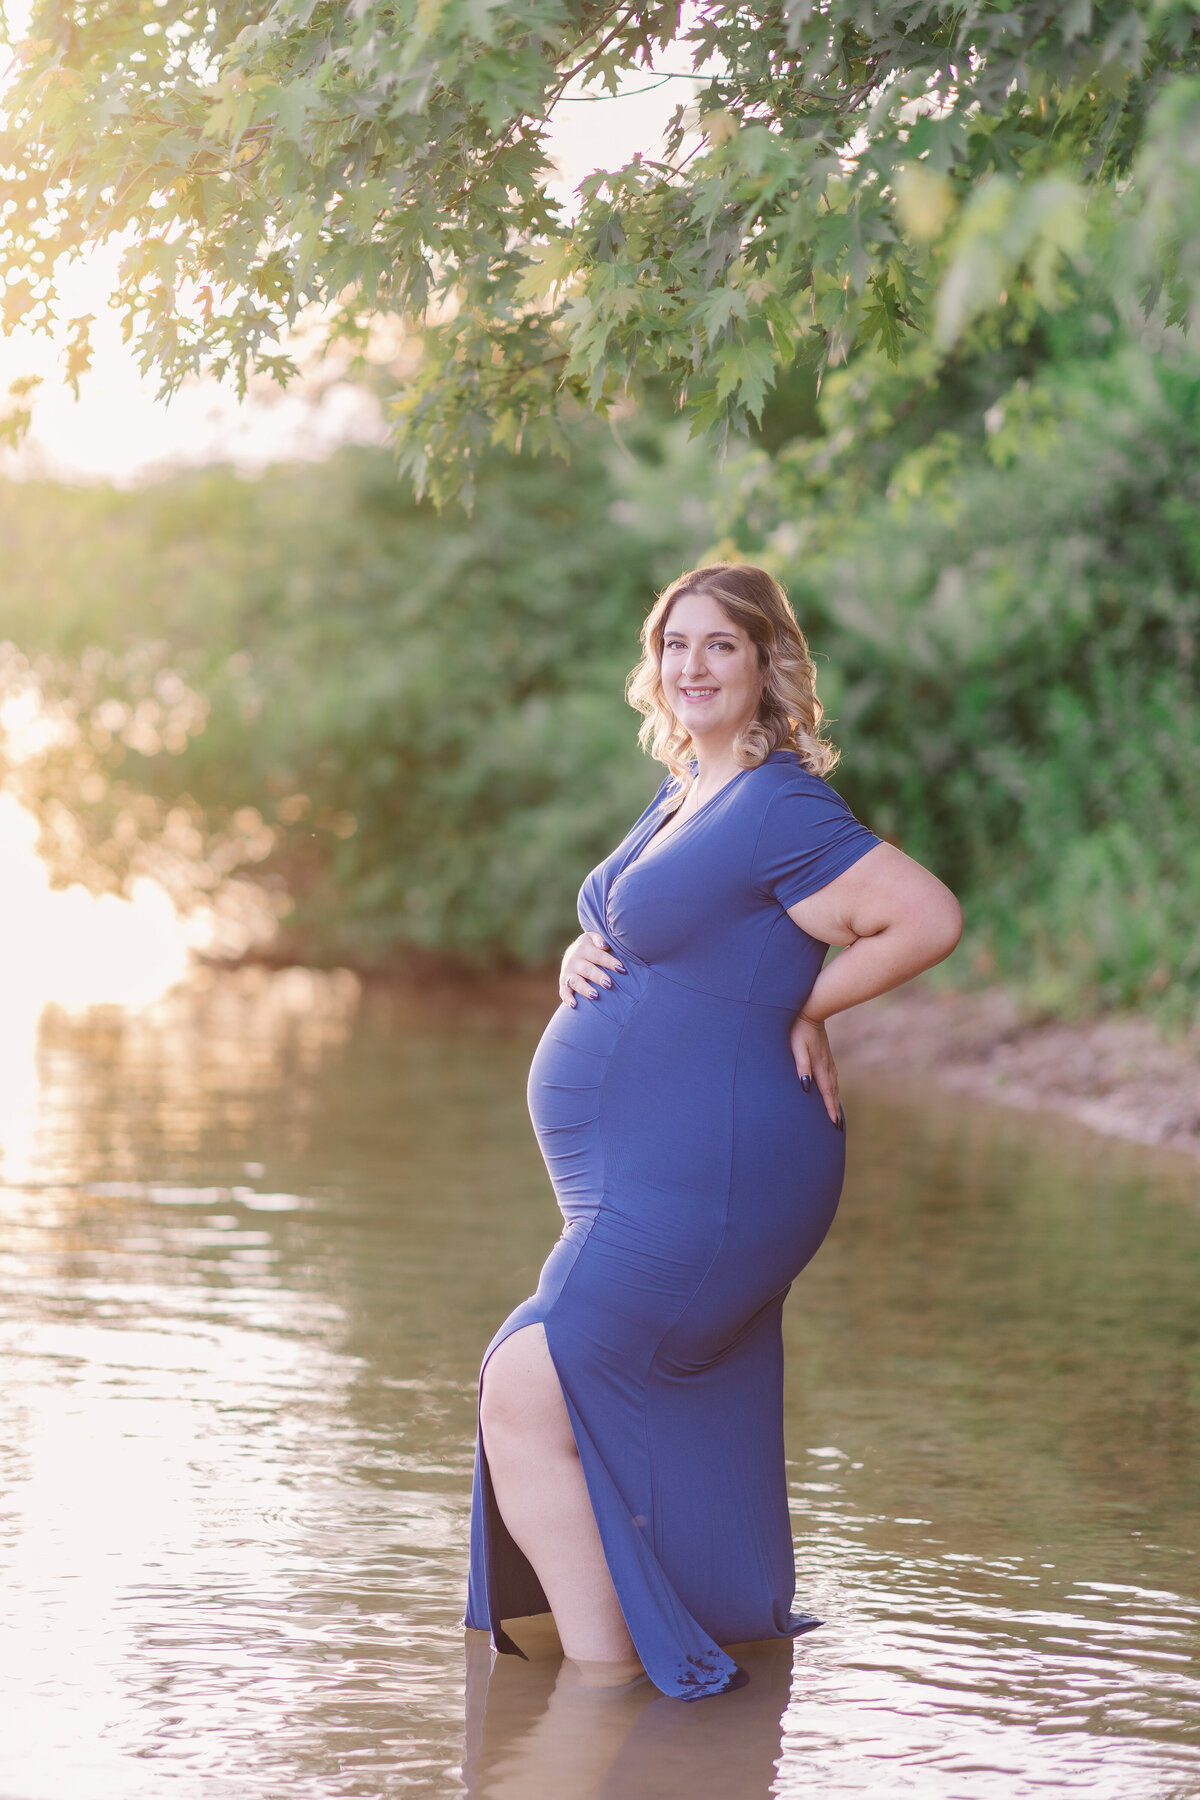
xmin=827 ymin=980 xmax=1200 ymax=1166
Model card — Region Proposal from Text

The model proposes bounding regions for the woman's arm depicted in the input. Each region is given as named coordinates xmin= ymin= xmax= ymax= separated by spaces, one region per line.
xmin=787 ymin=841 xmax=963 ymax=1021
xmin=786 ymin=843 xmax=963 ymax=1126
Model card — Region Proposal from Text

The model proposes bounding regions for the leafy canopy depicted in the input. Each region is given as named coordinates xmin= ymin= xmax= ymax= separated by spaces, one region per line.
xmin=4 ymin=1 xmax=1200 ymax=501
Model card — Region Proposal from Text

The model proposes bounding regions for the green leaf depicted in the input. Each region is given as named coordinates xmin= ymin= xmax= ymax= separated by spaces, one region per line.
xmin=862 ymin=273 xmax=912 ymax=362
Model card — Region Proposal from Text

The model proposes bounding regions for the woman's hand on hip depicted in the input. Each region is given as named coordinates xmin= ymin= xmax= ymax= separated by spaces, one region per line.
xmin=790 ymin=1012 xmax=843 ymax=1130
xmin=559 ymin=932 xmax=626 ymax=1008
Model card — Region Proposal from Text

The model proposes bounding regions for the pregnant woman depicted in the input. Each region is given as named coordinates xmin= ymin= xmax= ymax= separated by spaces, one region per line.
xmin=465 ymin=562 xmax=962 ymax=1701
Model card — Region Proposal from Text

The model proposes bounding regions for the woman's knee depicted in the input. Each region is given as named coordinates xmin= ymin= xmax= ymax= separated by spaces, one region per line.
xmin=479 ymin=1326 xmax=575 ymax=1450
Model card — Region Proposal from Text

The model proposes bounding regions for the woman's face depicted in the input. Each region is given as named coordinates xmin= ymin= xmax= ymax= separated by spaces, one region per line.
xmin=659 ymin=592 xmax=763 ymax=748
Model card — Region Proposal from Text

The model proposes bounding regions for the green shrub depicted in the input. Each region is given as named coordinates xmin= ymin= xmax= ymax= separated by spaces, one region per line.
xmin=721 ymin=341 xmax=1200 ymax=1026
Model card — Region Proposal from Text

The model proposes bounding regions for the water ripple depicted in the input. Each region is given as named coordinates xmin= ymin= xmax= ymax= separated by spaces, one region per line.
xmin=0 ymin=978 xmax=1197 ymax=1798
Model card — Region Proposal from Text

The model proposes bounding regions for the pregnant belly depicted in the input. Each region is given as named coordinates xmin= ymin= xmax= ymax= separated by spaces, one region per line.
xmin=525 ymin=959 xmax=651 ymax=1226
xmin=528 ymin=971 xmax=844 ymax=1250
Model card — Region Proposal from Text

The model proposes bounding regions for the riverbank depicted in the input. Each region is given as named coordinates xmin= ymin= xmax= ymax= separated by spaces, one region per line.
xmin=827 ymin=980 xmax=1200 ymax=1166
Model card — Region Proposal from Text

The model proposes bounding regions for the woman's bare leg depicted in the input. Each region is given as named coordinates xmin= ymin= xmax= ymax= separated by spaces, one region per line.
xmin=479 ymin=1324 xmax=640 ymax=1670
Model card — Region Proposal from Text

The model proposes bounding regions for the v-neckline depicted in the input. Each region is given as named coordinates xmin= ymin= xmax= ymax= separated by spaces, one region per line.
xmin=625 ymin=767 xmax=752 ymax=874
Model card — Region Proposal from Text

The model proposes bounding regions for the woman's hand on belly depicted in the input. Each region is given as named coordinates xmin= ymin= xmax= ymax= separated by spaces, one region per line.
xmin=789 ymin=1013 xmax=843 ymax=1129
xmin=559 ymin=930 xmax=626 ymax=1008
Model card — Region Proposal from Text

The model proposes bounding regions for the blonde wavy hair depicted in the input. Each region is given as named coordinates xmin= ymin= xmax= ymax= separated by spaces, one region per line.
xmin=626 ymin=563 xmax=839 ymax=793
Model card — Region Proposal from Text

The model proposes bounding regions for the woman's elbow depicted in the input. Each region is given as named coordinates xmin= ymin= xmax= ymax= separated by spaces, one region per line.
xmin=860 ymin=861 xmax=963 ymax=968
xmin=892 ymin=877 xmax=963 ymax=969
xmin=926 ymin=890 xmax=964 ymax=965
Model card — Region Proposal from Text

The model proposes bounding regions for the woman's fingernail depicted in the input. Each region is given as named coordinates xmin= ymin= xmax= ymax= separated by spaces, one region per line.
xmin=800 ymin=1074 xmax=812 ymax=1093
xmin=836 ymin=1114 xmax=844 ymax=1131
xmin=570 ymin=998 xmax=577 ymax=1008
xmin=602 ymin=977 xmax=612 ymax=987
xmin=615 ymin=964 xmax=626 ymax=973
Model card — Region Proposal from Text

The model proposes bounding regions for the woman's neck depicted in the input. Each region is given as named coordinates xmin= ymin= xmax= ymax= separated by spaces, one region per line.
xmin=688 ymin=737 xmax=744 ymax=797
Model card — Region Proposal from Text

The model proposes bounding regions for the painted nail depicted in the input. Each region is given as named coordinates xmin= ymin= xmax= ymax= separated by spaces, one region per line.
xmin=799 ymin=1074 xmax=812 ymax=1093
xmin=570 ymin=997 xmax=577 ymax=1008
xmin=602 ymin=977 xmax=612 ymax=988
xmin=836 ymin=1114 xmax=844 ymax=1132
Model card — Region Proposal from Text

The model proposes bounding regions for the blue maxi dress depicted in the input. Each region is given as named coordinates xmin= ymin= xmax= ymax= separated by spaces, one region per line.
xmin=464 ymin=749 xmax=883 ymax=1700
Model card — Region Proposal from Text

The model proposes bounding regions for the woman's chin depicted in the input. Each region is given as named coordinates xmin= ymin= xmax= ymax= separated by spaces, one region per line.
xmin=675 ymin=703 xmax=723 ymax=732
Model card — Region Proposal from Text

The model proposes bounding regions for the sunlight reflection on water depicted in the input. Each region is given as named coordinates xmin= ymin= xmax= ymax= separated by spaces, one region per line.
xmin=0 ymin=966 xmax=1197 ymax=1799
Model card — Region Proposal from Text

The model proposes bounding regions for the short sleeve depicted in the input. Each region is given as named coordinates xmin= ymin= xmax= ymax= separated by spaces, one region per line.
xmin=752 ymin=778 xmax=882 ymax=908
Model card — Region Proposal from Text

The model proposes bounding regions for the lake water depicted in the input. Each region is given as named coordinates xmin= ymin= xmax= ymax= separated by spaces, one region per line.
xmin=1 ymin=967 xmax=1198 ymax=1800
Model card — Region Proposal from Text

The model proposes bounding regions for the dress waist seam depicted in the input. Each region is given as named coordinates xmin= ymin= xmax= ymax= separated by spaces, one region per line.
xmin=621 ymin=960 xmax=801 ymax=1011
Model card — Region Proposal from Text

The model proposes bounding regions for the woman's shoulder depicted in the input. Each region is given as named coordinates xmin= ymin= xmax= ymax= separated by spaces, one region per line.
xmin=749 ymin=751 xmax=881 ymax=898
xmin=753 ymin=750 xmax=843 ymax=798
xmin=748 ymin=752 xmax=868 ymax=836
